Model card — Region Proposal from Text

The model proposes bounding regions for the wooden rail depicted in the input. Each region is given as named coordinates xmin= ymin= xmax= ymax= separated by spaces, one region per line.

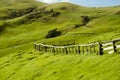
xmin=34 ymin=39 xmax=120 ymax=55
xmin=99 ymin=39 xmax=120 ymax=54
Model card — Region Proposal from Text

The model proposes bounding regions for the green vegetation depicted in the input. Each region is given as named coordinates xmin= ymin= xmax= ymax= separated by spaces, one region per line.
xmin=0 ymin=53 xmax=120 ymax=80
xmin=0 ymin=0 xmax=120 ymax=80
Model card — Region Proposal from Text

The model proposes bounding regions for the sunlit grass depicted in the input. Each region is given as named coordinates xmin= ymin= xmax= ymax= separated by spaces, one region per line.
xmin=0 ymin=1 xmax=120 ymax=80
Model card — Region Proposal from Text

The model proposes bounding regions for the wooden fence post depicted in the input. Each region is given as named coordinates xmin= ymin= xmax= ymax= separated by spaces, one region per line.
xmin=72 ymin=47 xmax=74 ymax=53
xmin=38 ymin=44 xmax=40 ymax=52
xmin=34 ymin=44 xmax=36 ymax=50
xmin=98 ymin=42 xmax=103 ymax=55
xmin=78 ymin=46 xmax=80 ymax=54
xmin=67 ymin=47 xmax=69 ymax=53
xmin=86 ymin=46 xmax=89 ymax=53
xmin=82 ymin=46 xmax=84 ymax=54
xmin=89 ymin=46 xmax=92 ymax=53
xmin=52 ymin=47 xmax=55 ymax=53
xmin=113 ymin=41 xmax=117 ymax=53
xmin=93 ymin=45 xmax=96 ymax=53
xmin=44 ymin=46 xmax=47 ymax=52
xmin=65 ymin=47 xmax=68 ymax=54
xmin=59 ymin=48 xmax=61 ymax=54
xmin=56 ymin=48 xmax=58 ymax=54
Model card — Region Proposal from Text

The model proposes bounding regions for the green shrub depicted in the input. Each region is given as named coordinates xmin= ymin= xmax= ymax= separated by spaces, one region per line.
xmin=81 ymin=16 xmax=90 ymax=25
xmin=7 ymin=6 xmax=36 ymax=19
xmin=51 ymin=12 xmax=61 ymax=17
xmin=46 ymin=28 xmax=62 ymax=38
xmin=74 ymin=24 xmax=83 ymax=28
xmin=0 ymin=22 xmax=8 ymax=33
xmin=116 ymin=11 xmax=120 ymax=15
xmin=60 ymin=7 xmax=66 ymax=10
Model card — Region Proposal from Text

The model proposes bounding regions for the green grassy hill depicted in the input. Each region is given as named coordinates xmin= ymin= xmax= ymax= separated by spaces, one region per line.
xmin=0 ymin=53 xmax=120 ymax=80
xmin=0 ymin=0 xmax=120 ymax=80
xmin=0 ymin=0 xmax=45 ymax=20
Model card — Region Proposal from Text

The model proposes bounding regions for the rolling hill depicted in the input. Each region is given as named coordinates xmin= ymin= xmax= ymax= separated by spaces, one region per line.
xmin=0 ymin=0 xmax=120 ymax=80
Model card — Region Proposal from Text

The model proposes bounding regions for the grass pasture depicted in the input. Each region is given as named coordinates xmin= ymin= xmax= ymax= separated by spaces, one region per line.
xmin=0 ymin=0 xmax=120 ymax=80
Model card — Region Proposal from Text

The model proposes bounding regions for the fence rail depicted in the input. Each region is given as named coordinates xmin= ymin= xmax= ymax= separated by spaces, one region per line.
xmin=34 ymin=39 xmax=120 ymax=55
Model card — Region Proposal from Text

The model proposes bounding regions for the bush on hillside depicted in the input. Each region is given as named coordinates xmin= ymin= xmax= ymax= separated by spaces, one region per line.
xmin=81 ymin=16 xmax=90 ymax=25
xmin=51 ymin=12 xmax=61 ymax=17
xmin=0 ymin=22 xmax=8 ymax=33
xmin=46 ymin=28 xmax=61 ymax=38
xmin=60 ymin=7 xmax=66 ymax=10
xmin=74 ymin=24 xmax=83 ymax=29
xmin=0 ymin=25 xmax=4 ymax=33
xmin=8 ymin=6 xmax=36 ymax=19
xmin=116 ymin=11 xmax=120 ymax=15
xmin=25 ymin=9 xmax=61 ymax=22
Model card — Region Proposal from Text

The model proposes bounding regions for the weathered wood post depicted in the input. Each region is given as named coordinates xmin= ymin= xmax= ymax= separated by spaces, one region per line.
xmin=38 ymin=44 xmax=40 ymax=52
xmin=75 ymin=46 xmax=77 ymax=53
xmin=59 ymin=48 xmax=62 ymax=54
xmin=50 ymin=47 xmax=52 ymax=53
xmin=72 ymin=47 xmax=74 ymax=53
xmin=82 ymin=46 xmax=84 ymax=54
xmin=56 ymin=48 xmax=58 ymax=54
xmin=93 ymin=45 xmax=96 ymax=53
xmin=52 ymin=47 xmax=55 ymax=53
xmin=34 ymin=43 xmax=37 ymax=50
xmin=75 ymin=47 xmax=77 ymax=53
xmin=58 ymin=48 xmax=59 ymax=54
xmin=98 ymin=42 xmax=103 ymax=55
xmin=47 ymin=47 xmax=49 ymax=52
xmin=86 ymin=46 xmax=89 ymax=53
xmin=73 ymin=47 xmax=75 ymax=53
xmin=67 ymin=47 xmax=69 ymax=53
xmin=78 ymin=46 xmax=80 ymax=54
xmin=89 ymin=45 xmax=92 ymax=53
xmin=43 ymin=46 xmax=47 ymax=52
xmin=112 ymin=41 xmax=117 ymax=53
xmin=65 ymin=47 xmax=68 ymax=54
xmin=62 ymin=48 xmax=64 ymax=54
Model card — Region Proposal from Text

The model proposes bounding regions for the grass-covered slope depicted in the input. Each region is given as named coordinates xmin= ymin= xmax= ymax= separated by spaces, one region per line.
xmin=0 ymin=1 xmax=119 ymax=57
xmin=0 ymin=1 xmax=120 ymax=80
xmin=0 ymin=0 xmax=45 ymax=20
xmin=0 ymin=53 xmax=120 ymax=80
xmin=0 ymin=1 xmax=120 ymax=58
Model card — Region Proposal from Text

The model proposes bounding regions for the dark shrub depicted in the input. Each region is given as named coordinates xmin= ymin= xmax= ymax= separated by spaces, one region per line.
xmin=50 ymin=8 xmax=54 ymax=13
xmin=81 ymin=16 xmax=90 ymax=25
xmin=8 ymin=6 xmax=36 ymax=19
xmin=60 ymin=7 xmax=66 ymax=10
xmin=116 ymin=11 xmax=120 ymax=15
xmin=51 ymin=12 xmax=61 ymax=17
xmin=74 ymin=24 xmax=83 ymax=29
xmin=46 ymin=28 xmax=61 ymax=38
xmin=0 ymin=25 xmax=4 ymax=33
xmin=0 ymin=22 xmax=8 ymax=33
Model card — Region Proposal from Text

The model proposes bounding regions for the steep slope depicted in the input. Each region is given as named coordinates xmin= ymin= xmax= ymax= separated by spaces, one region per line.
xmin=0 ymin=2 xmax=120 ymax=80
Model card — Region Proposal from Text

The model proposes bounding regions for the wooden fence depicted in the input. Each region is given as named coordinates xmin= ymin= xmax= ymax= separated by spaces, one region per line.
xmin=99 ymin=39 xmax=120 ymax=55
xmin=34 ymin=39 xmax=120 ymax=55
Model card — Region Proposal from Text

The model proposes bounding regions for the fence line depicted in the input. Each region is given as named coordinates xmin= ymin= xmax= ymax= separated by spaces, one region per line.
xmin=42 ymin=40 xmax=75 ymax=46
xmin=34 ymin=38 xmax=120 ymax=55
